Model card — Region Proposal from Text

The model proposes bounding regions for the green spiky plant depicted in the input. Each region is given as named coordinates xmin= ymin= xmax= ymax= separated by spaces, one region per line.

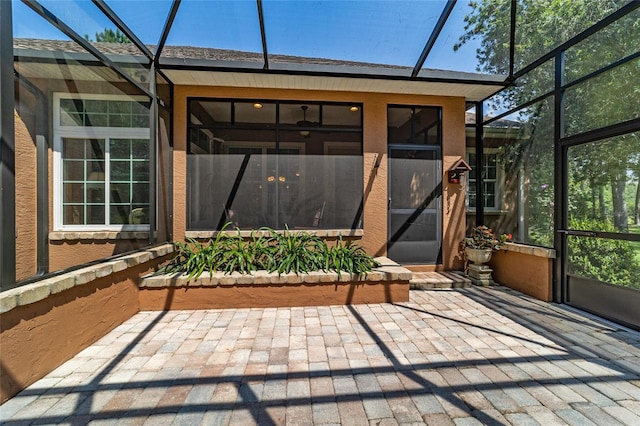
xmin=326 ymin=235 xmax=380 ymax=279
xmin=162 ymin=224 xmax=380 ymax=279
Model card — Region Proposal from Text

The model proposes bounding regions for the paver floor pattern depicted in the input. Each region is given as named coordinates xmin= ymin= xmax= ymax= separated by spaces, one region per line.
xmin=2 ymin=287 xmax=640 ymax=425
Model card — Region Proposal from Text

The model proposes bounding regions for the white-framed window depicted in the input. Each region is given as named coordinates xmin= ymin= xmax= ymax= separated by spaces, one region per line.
xmin=466 ymin=148 xmax=504 ymax=211
xmin=53 ymin=93 xmax=151 ymax=231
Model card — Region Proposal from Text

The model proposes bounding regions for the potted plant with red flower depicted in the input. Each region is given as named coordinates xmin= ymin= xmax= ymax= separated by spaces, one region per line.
xmin=462 ymin=225 xmax=511 ymax=265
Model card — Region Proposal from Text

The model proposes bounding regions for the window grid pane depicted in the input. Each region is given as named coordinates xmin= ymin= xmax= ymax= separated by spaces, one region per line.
xmin=62 ymin=138 xmax=105 ymax=225
xmin=61 ymin=137 xmax=149 ymax=226
xmin=109 ymin=139 xmax=150 ymax=225
xmin=59 ymin=99 xmax=150 ymax=128
xmin=467 ymin=153 xmax=498 ymax=209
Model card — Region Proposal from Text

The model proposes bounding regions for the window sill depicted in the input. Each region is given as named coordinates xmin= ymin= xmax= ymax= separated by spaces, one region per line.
xmin=0 ymin=244 xmax=174 ymax=314
xmin=49 ymin=231 xmax=150 ymax=241
xmin=465 ymin=210 xmax=510 ymax=215
xmin=185 ymin=229 xmax=364 ymax=239
xmin=501 ymin=242 xmax=555 ymax=259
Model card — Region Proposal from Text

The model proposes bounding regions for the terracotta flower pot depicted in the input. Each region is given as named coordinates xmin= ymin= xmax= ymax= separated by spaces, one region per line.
xmin=465 ymin=247 xmax=493 ymax=264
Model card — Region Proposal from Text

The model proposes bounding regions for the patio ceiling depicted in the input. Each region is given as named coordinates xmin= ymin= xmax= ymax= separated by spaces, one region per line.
xmin=13 ymin=0 xmax=512 ymax=100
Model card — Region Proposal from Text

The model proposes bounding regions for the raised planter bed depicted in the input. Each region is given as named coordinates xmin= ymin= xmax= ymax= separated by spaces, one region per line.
xmin=138 ymin=257 xmax=412 ymax=310
xmin=489 ymin=242 xmax=556 ymax=301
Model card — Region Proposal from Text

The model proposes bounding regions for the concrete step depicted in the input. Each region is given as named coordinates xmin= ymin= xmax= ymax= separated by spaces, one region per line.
xmin=410 ymin=271 xmax=472 ymax=289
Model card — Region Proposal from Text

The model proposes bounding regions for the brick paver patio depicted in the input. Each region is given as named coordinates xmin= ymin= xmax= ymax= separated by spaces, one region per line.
xmin=2 ymin=287 xmax=640 ymax=425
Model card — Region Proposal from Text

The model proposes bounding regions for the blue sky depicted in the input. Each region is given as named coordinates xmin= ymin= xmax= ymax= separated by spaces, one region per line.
xmin=13 ymin=0 xmax=484 ymax=73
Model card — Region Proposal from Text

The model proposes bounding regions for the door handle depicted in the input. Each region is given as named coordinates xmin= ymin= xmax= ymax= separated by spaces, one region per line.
xmin=558 ymin=229 xmax=597 ymax=237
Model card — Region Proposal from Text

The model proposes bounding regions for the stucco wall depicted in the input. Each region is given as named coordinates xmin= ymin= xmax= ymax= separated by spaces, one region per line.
xmin=139 ymin=282 xmax=409 ymax=311
xmin=16 ymin=78 xmax=162 ymax=275
xmin=15 ymin=81 xmax=468 ymax=275
xmin=48 ymin=238 xmax=150 ymax=272
xmin=173 ymin=86 xmax=467 ymax=270
xmin=14 ymin=110 xmax=38 ymax=281
xmin=489 ymin=249 xmax=554 ymax=301
xmin=0 ymin=256 xmax=169 ymax=404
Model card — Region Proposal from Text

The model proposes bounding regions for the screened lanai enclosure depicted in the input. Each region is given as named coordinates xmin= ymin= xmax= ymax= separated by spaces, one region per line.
xmin=1 ymin=0 xmax=639 ymax=329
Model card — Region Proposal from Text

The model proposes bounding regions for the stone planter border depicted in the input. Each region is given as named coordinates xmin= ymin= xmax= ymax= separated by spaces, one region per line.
xmin=138 ymin=257 xmax=412 ymax=310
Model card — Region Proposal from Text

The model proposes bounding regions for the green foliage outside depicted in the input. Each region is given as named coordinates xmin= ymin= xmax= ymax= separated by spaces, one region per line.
xmin=457 ymin=0 xmax=632 ymax=76
xmin=458 ymin=1 xmax=640 ymax=287
xmin=567 ymin=164 xmax=640 ymax=289
xmin=84 ymin=28 xmax=131 ymax=44
xmin=163 ymin=225 xmax=380 ymax=280
xmin=568 ymin=218 xmax=640 ymax=289
xmin=629 ymin=225 xmax=640 ymax=266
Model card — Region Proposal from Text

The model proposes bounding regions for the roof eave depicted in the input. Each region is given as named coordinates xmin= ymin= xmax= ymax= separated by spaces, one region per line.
xmin=158 ymin=56 xmax=507 ymax=87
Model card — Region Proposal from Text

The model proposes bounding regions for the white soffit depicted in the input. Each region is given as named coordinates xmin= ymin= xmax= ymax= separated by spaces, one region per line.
xmin=162 ymin=70 xmax=503 ymax=102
